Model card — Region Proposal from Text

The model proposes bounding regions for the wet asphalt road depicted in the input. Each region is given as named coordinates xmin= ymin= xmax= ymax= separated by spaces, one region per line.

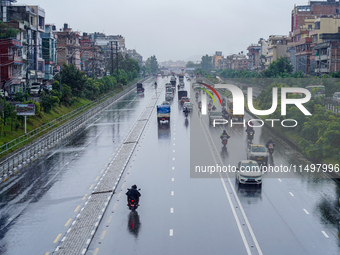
xmin=0 ymin=77 xmax=340 ymax=254
xmin=86 ymin=78 xmax=340 ymax=255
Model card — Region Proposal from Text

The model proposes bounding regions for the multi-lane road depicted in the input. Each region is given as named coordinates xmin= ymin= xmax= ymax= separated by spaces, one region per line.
xmin=0 ymin=76 xmax=339 ymax=255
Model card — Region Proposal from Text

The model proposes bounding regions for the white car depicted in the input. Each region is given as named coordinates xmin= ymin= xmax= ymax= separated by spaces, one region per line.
xmin=236 ymin=160 xmax=262 ymax=185
xmin=247 ymin=144 xmax=269 ymax=165
xmin=30 ymin=85 xmax=41 ymax=96
xmin=183 ymin=102 xmax=193 ymax=111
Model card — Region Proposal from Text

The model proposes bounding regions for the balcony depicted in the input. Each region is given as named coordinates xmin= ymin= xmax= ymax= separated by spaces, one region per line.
xmin=315 ymin=68 xmax=329 ymax=73
xmin=316 ymin=55 xmax=329 ymax=61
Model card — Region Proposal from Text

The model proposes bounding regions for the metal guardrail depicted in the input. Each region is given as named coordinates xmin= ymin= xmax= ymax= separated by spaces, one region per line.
xmin=0 ymin=80 xmax=147 ymax=179
xmin=0 ymin=101 xmax=97 ymax=156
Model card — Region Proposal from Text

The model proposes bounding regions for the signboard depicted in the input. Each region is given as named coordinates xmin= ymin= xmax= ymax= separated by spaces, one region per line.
xmin=16 ymin=104 xmax=35 ymax=116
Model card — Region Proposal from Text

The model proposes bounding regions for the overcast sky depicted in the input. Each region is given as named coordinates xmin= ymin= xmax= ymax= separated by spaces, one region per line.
xmin=22 ymin=0 xmax=308 ymax=62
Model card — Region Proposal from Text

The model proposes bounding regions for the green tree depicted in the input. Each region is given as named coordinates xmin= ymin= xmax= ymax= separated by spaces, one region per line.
xmin=57 ymin=64 xmax=87 ymax=98
xmin=261 ymin=57 xmax=294 ymax=78
xmin=201 ymin=55 xmax=213 ymax=72
xmin=0 ymin=22 xmax=19 ymax=39
xmin=145 ymin=55 xmax=159 ymax=74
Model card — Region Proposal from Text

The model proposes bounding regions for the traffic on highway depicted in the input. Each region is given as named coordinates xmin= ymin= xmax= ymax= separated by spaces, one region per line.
xmin=0 ymin=76 xmax=339 ymax=255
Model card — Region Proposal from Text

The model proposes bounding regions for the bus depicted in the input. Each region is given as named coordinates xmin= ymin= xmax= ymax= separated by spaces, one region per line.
xmin=226 ymin=98 xmax=244 ymax=121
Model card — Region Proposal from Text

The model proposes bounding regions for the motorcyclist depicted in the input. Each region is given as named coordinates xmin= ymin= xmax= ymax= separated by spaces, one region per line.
xmin=198 ymin=101 xmax=202 ymax=110
xmin=220 ymin=130 xmax=230 ymax=141
xmin=245 ymin=119 xmax=254 ymax=132
xmin=183 ymin=106 xmax=190 ymax=116
xmin=222 ymin=98 xmax=226 ymax=107
xmin=195 ymin=92 xmax=199 ymax=100
xmin=154 ymin=81 xmax=157 ymax=87
xmin=266 ymin=138 xmax=275 ymax=149
xmin=177 ymin=84 xmax=180 ymax=90
xmin=126 ymin=185 xmax=141 ymax=205
xmin=208 ymin=102 xmax=212 ymax=111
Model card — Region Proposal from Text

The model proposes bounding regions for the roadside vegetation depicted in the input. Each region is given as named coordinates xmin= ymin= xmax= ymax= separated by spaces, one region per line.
xmin=0 ymin=54 xmax=141 ymax=146
xmin=196 ymin=56 xmax=340 ymax=164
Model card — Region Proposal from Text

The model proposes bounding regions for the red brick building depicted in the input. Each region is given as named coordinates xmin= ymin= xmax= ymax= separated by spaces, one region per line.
xmin=291 ymin=0 xmax=340 ymax=43
xmin=0 ymin=38 xmax=23 ymax=92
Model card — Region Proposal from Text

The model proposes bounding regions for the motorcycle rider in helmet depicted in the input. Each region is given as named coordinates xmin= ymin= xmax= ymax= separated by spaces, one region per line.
xmin=266 ymin=138 xmax=275 ymax=149
xmin=245 ymin=119 xmax=254 ymax=132
xmin=126 ymin=185 xmax=141 ymax=205
xmin=220 ymin=129 xmax=230 ymax=141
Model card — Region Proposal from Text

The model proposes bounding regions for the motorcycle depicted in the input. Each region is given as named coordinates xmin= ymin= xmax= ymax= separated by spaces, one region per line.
xmin=127 ymin=198 xmax=139 ymax=211
xmin=247 ymin=129 xmax=254 ymax=142
xmin=208 ymin=104 xmax=212 ymax=112
xmin=198 ymin=102 xmax=202 ymax=111
xmin=268 ymin=143 xmax=274 ymax=154
xmin=184 ymin=110 xmax=189 ymax=118
xmin=221 ymin=136 xmax=229 ymax=147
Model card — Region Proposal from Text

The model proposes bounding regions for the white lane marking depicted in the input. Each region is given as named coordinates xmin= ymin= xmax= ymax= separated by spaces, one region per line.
xmin=172 ymin=167 xmax=175 ymax=170
xmin=321 ymin=231 xmax=329 ymax=238
xmin=170 ymin=208 xmax=174 ymax=213
xmin=173 ymin=143 xmax=175 ymax=146
xmin=171 ymin=191 xmax=174 ymax=196
xmin=278 ymin=178 xmax=282 ymax=182
xmin=289 ymin=192 xmax=295 ymax=197
xmin=198 ymin=111 xmax=262 ymax=255
xmin=173 ymin=150 xmax=175 ymax=153
xmin=219 ymin=176 xmax=252 ymax=255
xmin=303 ymin=209 xmax=310 ymax=215
xmin=172 ymin=158 xmax=175 ymax=161
xmin=169 ymin=229 xmax=174 ymax=236
xmin=171 ymin=178 xmax=175 ymax=182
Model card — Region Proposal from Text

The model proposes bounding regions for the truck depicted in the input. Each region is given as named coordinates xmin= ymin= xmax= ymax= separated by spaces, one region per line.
xmin=137 ymin=83 xmax=144 ymax=93
xmin=170 ymin=76 xmax=176 ymax=86
xmin=178 ymin=90 xmax=188 ymax=101
xmin=157 ymin=105 xmax=170 ymax=124
xmin=165 ymin=83 xmax=174 ymax=100
xmin=178 ymin=74 xmax=184 ymax=83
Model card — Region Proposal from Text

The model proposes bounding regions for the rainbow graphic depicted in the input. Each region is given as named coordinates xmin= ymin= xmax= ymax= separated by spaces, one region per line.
xmin=197 ymin=82 xmax=222 ymax=106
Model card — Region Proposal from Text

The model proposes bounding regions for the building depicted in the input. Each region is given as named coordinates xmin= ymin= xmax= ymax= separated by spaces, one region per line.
xmin=55 ymin=23 xmax=81 ymax=70
xmin=212 ymin=51 xmax=223 ymax=69
xmin=41 ymin=24 xmax=57 ymax=84
xmin=0 ymin=38 xmax=23 ymax=93
xmin=314 ymin=33 xmax=340 ymax=74
xmin=291 ymin=0 xmax=340 ymax=40
xmin=79 ymin=33 xmax=105 ymax=78
xmin=0 ymin=3 xmax=46 ymax=91
xmin=126 ymin=49 xmax=143 ymax=67
xmin=264 ymin=35 xmax=290 ymax=68
xmin=225 ymin=54 xmax=248 ymax=70
xmin=247 ymin=44 xmax=261 ymax=71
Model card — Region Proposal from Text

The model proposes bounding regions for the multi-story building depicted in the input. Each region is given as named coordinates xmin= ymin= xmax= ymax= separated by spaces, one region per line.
xmin=41 ymin=24 xmax=57 ymax=84
xmin=264 ymin=35 xmax=290 ymax=68
xmin=79 ymin=33 xmax=104 ymax=77
xmin=126 ymin=49 xmax=143 ymax=67
xmin=291 ymin=0 xmax=340 ymax=41
xmin=55 ymin=23 xmax=81 ymax=70
xmin=225 ymin=54 xmax=248 ymax=70
xmin=314 ymin=33 xmax=340 ymax=74
xmin=0 ymin=38 xmax=23 ymax=93
xmin=212 ymin=51 xmax=223 ymax=69
xmin=247 ymin=44 xmax=261 ymax=71
xmin=1 ymin=3 xmax=45 ymax=91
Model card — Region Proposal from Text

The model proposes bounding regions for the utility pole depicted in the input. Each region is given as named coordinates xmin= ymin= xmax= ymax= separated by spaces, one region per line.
xmin=110 ymin=41 xmax=114 ymax=75
xmin=115 ymin=41 xmax=118 ymax=83
xmin=92 ymin=43 xmax=95 ymax=78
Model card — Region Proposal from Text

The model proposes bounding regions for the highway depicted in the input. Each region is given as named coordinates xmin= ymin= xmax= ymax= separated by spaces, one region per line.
xmin=0 ymin=76 xmax=339 ymax=254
